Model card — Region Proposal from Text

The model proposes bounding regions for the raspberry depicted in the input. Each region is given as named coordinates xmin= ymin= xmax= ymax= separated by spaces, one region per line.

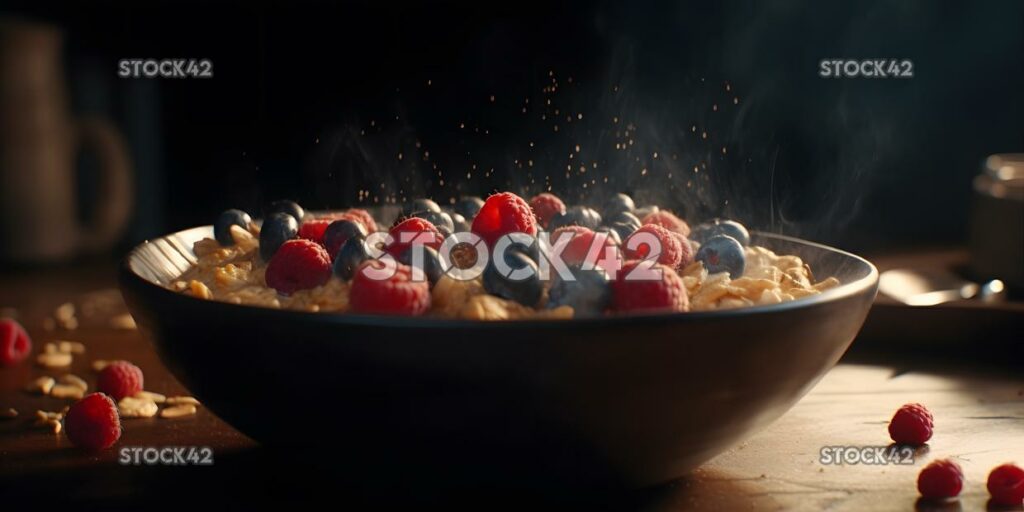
xmin=386 ymin=217 xmax=444 ymax=258
xmin=298 ymin=219 xmax=331 ymax=245
xmin=341 ymin=208 xmax=378 ymax=233
xmin=96 ymin=360 xmax=144 ymax=400
xmin=0 ymin=318 xmax=32 ymax=367
xmin=611 ymin=260 xmax=689 ymax=313
xmin=350 ymin=260 xmax=431 ymax=315
xmin=551 ymin=226 xmax=618 ymax=269
xmin=624 ymin=224 xmax=685 ymax=268
xmin=529 ymin=192 xmax=566 ymax=229
xmin=987 ymin=463 xmax=1024 ymax=506
xmin=642 ymin=210 xmax=691 ymax=237
xmin=917 ymin=459 xmax=964 ymax=500
xmin=471 ymin=192 xmax=537 ymax=247
xmin=265 ymin=239 xmax=332 ymax=295
xmin=888 ymin=403 xmax=933 ymax=445
xmin=64 ymin=393 xmax=122 ymax=451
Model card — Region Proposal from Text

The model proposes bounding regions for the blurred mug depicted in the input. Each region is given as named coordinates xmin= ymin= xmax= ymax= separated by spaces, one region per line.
xmin=0 ymin=18 xmax=133 ymax=262
xmin=969 ymin=153 xmax=1024 ymax=290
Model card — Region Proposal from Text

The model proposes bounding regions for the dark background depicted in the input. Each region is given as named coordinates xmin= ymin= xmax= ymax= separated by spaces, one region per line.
xmin=5 ymin=0 xmax=1022 ymax=252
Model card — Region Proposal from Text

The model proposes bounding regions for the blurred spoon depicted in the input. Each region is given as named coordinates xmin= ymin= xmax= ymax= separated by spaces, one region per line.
xmin=879 ymin=269 xmax=1006 ymax=306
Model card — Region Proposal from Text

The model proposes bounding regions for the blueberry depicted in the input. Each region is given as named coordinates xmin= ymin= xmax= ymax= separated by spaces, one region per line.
xmin=482 ymin=251 xmax=543 ymax=307
xmin=608 ymin=222 xmax=636 ymax=243
xmin=453 ymin=196 xmax=485 ymax=220
xmin=259 ymin=213 xmax=299 ymax=261
xmin=549 ymin=206 xmax=602 ymax=230
xmin=547 ymin=265 xmax=612 ymax=317
xmin=498 ymin=234 xmax=543 ymax=267
xmin=450 ymin=212 xmax=471 ymax=233
xmin=602 ymin=193 xmax=635 ymax=220
xmin=691 ymin=219 xmax=751 ymax=246
xmin=695 ymin=235 xmax=746 ymax=278
xmin=323 ymin=219 xmax=367 ymax=255
xmin=605 ymin=210 xmax=641 ymax=228
xmin=400 ymin=198 xmax=441 ymax=218
xmin=266 ymin=200 xmax=304 ymax=223
xmin=595 ymin=226 xmax=623 ymax=246
xmin=398 ymin=245 xmax=444 ymax=286
xmin=333 ymin=237 xmax=371 ymax=280
xmin=214 ymin=209 xmax=252 ymax=246
xmin=412 ymin=210 xmax=454 ymax=233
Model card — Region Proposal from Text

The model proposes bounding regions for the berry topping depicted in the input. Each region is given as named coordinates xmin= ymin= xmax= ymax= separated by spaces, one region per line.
xmin=267 ymin=200 xmax=304 ymax=223
xmin=888 ymin=403 xmax=934 ymax=445
xmin=64 ymin=393 xmax=121 ymax=451
xmin=350 ymin=261 xmax=431 ymax=315
xmin=323 ymin=219 xmax=368 ymax=260
xmin=412 ymin=210 xmax=455 ymax=235
xmin=602 ymin=193 xmax=635 ymax=220
xmin=400 ymin=198 xmax=441 ymax=218
xmin=529 ymin=192 xmax=567 ymax=229
xmin=624 ymin=224 xmax=685 ymax=268
xmin=333 ymin=237 xmax=371 ymax=280
xmin=96 ymin=360 xmax=144 ymax=400
xmin=214 ymin=209 xmax=252 ymax=246
xmin=450 ymin=212 xmax=471 ymax=232
xmin=549 ymin=205 xmax=602 ymax=231
xmin=298 ymin=219 xmax=332 ymax=245
xmin=482 ymin=250 xmax=543 ymax=307
xmin=387 ymin=217 xmax=445 ymax=258
xmin=340 ymin=208 xmax=378 ymax=233
xmin=454 ymin=196 xmax=485 ymax=220
xmin=695 ymin=235 xmax=746 ymax=277
xmin=917 ymin=459 xmax=964 ymax=500
xmin=612 ymin=260 xmax=689 ymax=313
xmin=551 ymin=226 xmax=618 ymax=269
xmin=259 ymin=212 xmax=299 ymax=261
xmin=398 ymin=245 xmax=445 ymax=286
xmin=0 ymin=318 xmax=32 ymax=367
xmin=642 ymin=210 xmax=690 ymax=237
xmin=987 ymin=463 xmax=1024 ymax=506
xmin=691 ymin=219 xmax=751 ymax=246
xmin=265 ymin=239 xmax=332 ymax=295
xmin=471 ymin=192 xmax=538 ymax=247
xmin=548 ymin=265 xmax=612 ymax=317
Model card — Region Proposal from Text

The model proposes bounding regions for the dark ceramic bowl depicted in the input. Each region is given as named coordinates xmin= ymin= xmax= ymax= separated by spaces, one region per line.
xmin=120 ymin=226 xmax=877 ymax=490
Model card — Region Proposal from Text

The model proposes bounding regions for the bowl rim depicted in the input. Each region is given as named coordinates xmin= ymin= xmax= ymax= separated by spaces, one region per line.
xmin=121 ymin=227 xmax=879 ymax=329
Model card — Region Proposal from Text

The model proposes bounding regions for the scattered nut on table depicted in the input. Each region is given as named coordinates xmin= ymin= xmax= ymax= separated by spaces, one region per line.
xmin=36 ymin=352 xmax=72 ymax=368
xmin=134 ymin=391 xmax=166 ymax=404
xmin=59 ymin=374 xmax=88 ymax=391
xmin=57 ymin=340 xmax=86 ymax=355
xmin=160 ymin=404 xmax=197 ymax=418
xmin=0 ymin=408 xmax=17 ymax=419
xmin=165 ymin=396 xmax=200 ymax=406
xmin=27 ymin=376 xmax=56 ymax=394
xmin=91 ymin=360 xmax=110 ymax=372
xmin=50 ymin=384 xmax=85 ymax=400
xmin=118 ymin=397 xmax=159 ymax=418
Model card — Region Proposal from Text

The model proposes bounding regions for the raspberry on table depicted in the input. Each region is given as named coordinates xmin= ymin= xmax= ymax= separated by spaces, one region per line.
xmin=64 ymin=393 xmax=122 ymax=451
xmin=528 ymin=192 xmax=566 ymax=229
xmin=297 ymin=219 xmax=332 ymax=246
xmin=888 ymin=403 xmax=934 ymax=445
xmin=350 ymin=261 xmax=431 ymax=315
xmin=471 ymin=192 xmax=537 ymax=247
xmin=96 ymin=360 xmax=144 ymax=400
xmin=917 ymin=459 xmax=964 ymax=500
xmin=0 ymin=318 xmax=32 ymax=367
xmin=265 ymin=239 xmax=332 ymax=295
xmin=987 ymin=463 xmax=1024 ymax=506
xmin=642 ymin=210 xmax=691 ymax=237
xmin=611 ymin=260 xmax=689 ymax=313
xmin=386 ymin=217 xmax=445 ymax=258
xmin=624 ymin=223 xmax=685 ymax=268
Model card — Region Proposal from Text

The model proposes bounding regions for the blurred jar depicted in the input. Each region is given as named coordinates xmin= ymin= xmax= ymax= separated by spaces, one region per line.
xmin=969 ymin=153 xmax=1024 ymax=290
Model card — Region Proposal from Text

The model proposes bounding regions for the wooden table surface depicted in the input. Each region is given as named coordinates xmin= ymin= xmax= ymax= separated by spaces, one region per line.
xmin=1 ymin=260 xmax=1021 ymax=509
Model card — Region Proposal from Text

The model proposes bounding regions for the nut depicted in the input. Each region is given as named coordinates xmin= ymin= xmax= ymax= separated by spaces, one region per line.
xmin=165 ymin=396 xmax=200 ymax=406
xmin=134 ymin=391 xmax=166 ymax=404
xmin=109 ymin=314 xmax=137 ymax=330
xmin=91 ymin=360 xmax=110 ymax=372
xmin=47 ymin=419 xmax=62 ymax=434
xmin=50 ymin=384 xmax=85 ymax=400
xmin=27 ymin=376 xmax=56 ymax=394
xmin=36 ymin=352 xmax=72 ymax=368
xmin=59 ymin=374 xmax=88 ymax=391
xmin=159 ymin=404 xmax=197 ymax=418
xmin=118 ymin=397 xmax=158 ymax=418
xmin=35 ymin=410 xmax=63 ymax=424
xmin=43 ymin=342 xmax=59 ymax=354
xmin=0 ymin=408 xmax=17 ymax=419
xmin=54 ymin=302 xmax=75 ymax=322
xmin=57 ymin=340 xmax=86 ymax=354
